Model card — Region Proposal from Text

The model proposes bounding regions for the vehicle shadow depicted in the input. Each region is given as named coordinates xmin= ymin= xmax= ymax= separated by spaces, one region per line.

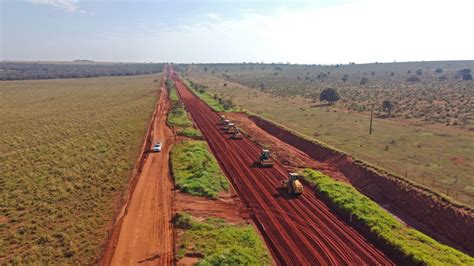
xmin=274 ymin=187 xmax=298 ymax=200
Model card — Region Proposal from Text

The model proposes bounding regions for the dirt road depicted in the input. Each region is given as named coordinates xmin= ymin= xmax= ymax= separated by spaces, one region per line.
xmin=172 ymin=68 xmax=393 ymax=265
xmin=102 ymin=76 xmax=175 ymax=265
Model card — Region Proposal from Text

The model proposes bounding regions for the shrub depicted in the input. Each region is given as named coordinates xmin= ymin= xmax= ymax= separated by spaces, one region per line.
xmin=360 ymin=77 xmax=369 ymax=85
xmin=406 ymin=75 xmax=420 ymax=83
xmin=320 ymin=88 xmax=340 ymax=104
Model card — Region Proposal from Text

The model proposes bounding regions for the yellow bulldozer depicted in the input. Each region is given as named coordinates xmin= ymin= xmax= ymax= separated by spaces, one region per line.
xmin=281 ymin=173 xmax=304 ymax=196
xmin=259 ymin=149 xmax=275 ymax=167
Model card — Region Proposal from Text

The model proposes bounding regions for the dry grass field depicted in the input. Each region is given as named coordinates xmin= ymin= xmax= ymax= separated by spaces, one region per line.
xmin=0 ymin=75 xmax=158 ymax=263
xmin=182 ymin=61 xmax=474 ymax=129
xmin=185 ymin=63 xmax=474 ymax=207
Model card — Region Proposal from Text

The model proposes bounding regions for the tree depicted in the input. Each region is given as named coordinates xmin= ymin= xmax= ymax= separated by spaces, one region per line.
xmin=319 ymin=88 xmax=340 ymax=104
xmin=435 ymin=68 xmax=443 ymax=73
xmin=382 ymin=100 xmax=394 ymax=116
xmin=342 ymin=74 xmax=349 ymax=82
xmin=360 ymin=77 xmax=369 ymax=85
xmin=459 ymin=69 xmax=472 ymax=80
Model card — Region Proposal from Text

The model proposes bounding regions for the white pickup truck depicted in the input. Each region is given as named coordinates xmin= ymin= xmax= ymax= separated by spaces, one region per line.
xmin=153 ymin=143 xmax=162 ymax=152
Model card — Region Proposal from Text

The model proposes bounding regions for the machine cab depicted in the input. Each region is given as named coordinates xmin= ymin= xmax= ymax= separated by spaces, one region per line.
xmin=289 ymin=173 xmax=300 ymax=181
xmin=261 ymin=149 xmax=271 ymax=159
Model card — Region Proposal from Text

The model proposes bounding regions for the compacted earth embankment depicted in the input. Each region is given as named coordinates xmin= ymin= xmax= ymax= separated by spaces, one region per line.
xmin=249 ymin=115 xmax=474 ymax=256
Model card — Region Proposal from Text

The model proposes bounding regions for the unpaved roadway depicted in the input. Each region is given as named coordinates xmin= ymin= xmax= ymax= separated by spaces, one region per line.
xmin=103 ymin=80 xmax=175 ymax=265
xmin=172 ymin=69 xmax=393 ymax=265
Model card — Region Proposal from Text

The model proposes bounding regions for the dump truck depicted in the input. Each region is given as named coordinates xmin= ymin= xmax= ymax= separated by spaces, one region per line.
xmin=281 ymin=173 xmax=304 ymax=196
xmin=231 ymin=128 xmax=243 ymax=139
xmin=259 ymin=149 xmax=275 ymax=167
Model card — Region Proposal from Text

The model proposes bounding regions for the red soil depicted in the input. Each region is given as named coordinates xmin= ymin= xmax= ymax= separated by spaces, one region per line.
xmin=101 ymin=69 xmax=174 ymax=265
xmin=174 ymin=192 xmax=251 ymax=223
xmin=225 ymin=112 xmax=349 ymax=183
xmin=249 ymin=114 xmax=474 ymax=255
xmin=172 ymin=68 xmax=393 ymax=265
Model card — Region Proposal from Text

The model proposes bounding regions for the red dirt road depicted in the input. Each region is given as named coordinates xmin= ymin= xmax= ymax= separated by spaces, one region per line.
xmin=102 ymin=77 xmax=175 ymax=265
xmin=173 ymin=71 xmax=393 ymax=265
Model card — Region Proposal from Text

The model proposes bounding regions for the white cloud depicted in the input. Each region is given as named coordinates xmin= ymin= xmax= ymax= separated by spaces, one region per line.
xmin=143 ymin=0 xmax=474 ymax=63
xmin=29 ymin=0 xmax=80 ymax=12
xmin=6 ymin=0 xmax=474 ymax=62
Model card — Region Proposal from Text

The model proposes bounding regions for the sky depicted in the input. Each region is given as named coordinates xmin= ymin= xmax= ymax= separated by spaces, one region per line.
xmin=1 ymin=0 xmax=473 ymax=64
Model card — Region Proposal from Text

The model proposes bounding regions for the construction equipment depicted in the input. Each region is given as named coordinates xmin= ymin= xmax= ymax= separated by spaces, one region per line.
xmin=222 ymin=120 xmax=231 ymax=130
xmin=226 ymin=123 xmax=237 ymax=134
xmin=218 ymin=115 xmax=226 ymax=125
xmin=231 ymin=128 xmax=243 ymax=139
xmin=281 ymin=173 xmax=304 ymax=196
xmin=259 ymin=149 xmax=275 ymax=167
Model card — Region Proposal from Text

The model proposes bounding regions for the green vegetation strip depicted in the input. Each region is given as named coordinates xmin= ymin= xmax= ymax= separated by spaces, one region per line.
xmin=167 ymin=102 xmax=193 ymax=128
xmin=166 ymin=79 xmax=202 ymax=138
xmin=183 ymin=79 xmax=235 ymax=112
xmin=302 ymin=169 xmax=474 ymax=265
xmin=174 ymin=213 xmax=271 ymax=265
xmin=171 ymin=141 xmax=229 ymax=198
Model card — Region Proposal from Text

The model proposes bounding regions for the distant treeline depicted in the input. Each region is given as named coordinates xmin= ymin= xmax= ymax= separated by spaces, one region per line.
xmin=0 ymin=62 xmax=164 ymax=80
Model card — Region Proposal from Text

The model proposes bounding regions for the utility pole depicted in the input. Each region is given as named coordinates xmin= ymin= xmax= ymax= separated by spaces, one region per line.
xmin=369 ymin=103 xmax=374 ymax=135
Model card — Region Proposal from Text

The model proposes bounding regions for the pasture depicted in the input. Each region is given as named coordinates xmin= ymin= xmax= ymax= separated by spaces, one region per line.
xmin=0 ymin=75 xmax=158 ymax=263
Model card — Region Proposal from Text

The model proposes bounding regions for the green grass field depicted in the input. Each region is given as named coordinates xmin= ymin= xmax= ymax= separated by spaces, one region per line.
xmin=173 ymin=213 xmax=271 ymax=265
xmin=302 ymin=169 xmax=474 ymax=265
xmin=187 ymin=72 xmax=474 ymax=207
xmin=170 ymin=141 xmax=229 ymax=198
xmin=0 ymin=75 xmax=159 ymax=263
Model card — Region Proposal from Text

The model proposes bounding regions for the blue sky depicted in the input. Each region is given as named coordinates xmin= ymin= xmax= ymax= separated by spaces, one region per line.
xmin=1 ymin=0 xmax=473 ymax=63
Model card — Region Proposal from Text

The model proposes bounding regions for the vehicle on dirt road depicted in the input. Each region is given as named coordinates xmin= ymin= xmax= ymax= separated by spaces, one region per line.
xmin=259 ymin=149 xmax=275 ymax=167
xmin=153 ymin=143 xmax=162 ymax=152
xmin=231 ymin=129 xmax=243 ymax=139
xmin=218 ymin=115 xmax=226 ymax=125
xmin=222 ymin=120 xmax=232 ymax=130
xmin=281 ymin=173 xmax=304 ymax=196
xmin=226 ymin=123 xmax=237 ymax=134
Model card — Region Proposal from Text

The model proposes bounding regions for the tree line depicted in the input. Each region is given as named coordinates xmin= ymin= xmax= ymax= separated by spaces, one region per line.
xmin=0 ymin=62 xmax=164 ymax=80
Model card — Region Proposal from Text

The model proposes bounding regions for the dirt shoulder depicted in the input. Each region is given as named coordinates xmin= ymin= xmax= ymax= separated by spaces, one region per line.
xmin=101 ymin=81 xmax=175 ymax=265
